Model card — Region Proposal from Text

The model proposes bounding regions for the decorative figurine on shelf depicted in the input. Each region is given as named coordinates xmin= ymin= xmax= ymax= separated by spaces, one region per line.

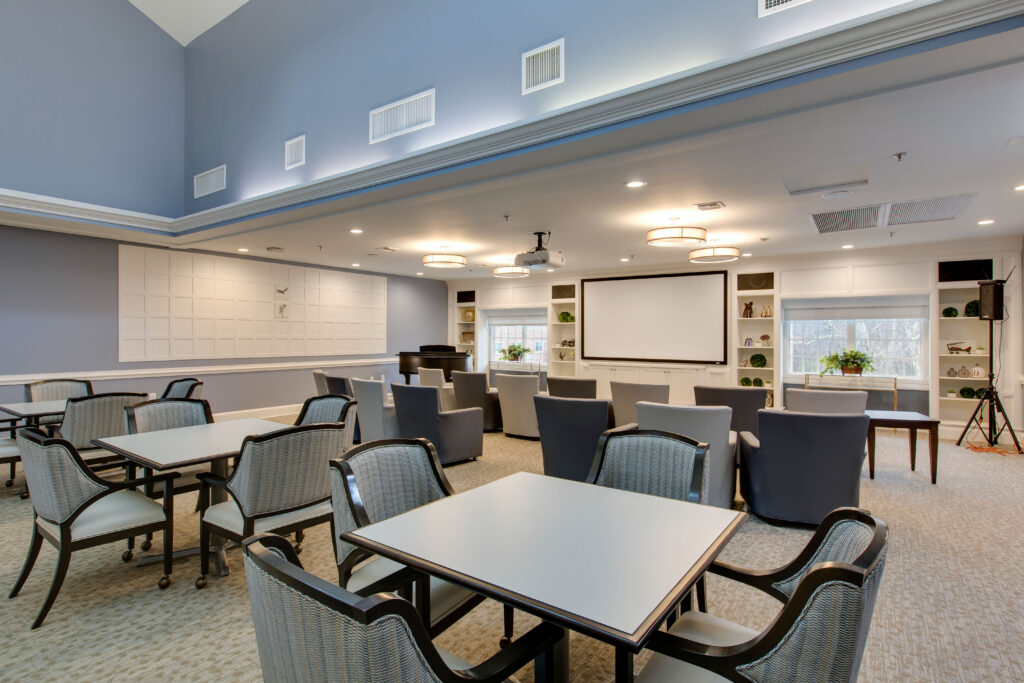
xmin=971 ymin=364 xmax=985 ymax=378
xmin=958 ymin=365 xmax=970 ymax=378
xmin=739 ymin=359 xmax=749 ymax=368
xmin=742 ymin=302 xmax=754 ymax=318
xmin=558 ymin=351 xmax=566 ymax=360
xmin=946 ymin=342 xmax=971 ymax=355
xmin=464 ymin=309 xmax=475 ymax=322
xmin=759 ymin=334 xmax=771 ymax=347
xmin=760 ymin=305 xmax=772 ymax=318
xmin=946 ymin=367 xmax=958 ymax=377
xmin=765 ymin=392 xmax=774 ymax=408
xmin=744 ymin=337 xmax=753 ymax=347
xmin=564 ymin=338 xmax=576 ymax=348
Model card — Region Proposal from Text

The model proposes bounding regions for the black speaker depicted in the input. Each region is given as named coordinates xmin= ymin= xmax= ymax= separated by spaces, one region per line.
xmin=979 ymin=280 xmax=1004 ymax=321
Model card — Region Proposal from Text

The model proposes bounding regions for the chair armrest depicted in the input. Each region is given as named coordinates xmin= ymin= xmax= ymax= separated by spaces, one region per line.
xmin=738 ymin=431 xmax=759 ymax=455
xmin=440 ymin=407 xmax=483 ymax=421
xmin=352 ymin=564 xmax=421 ymax=598
xmin=105 ymin=470 xmax=181 ymax=490
xmin=89 ymin=460 xmax=130 ymax=473
xmin=456 ymin=622 xmax=565 ymax=683
xmin=644 ymin=629 xmax=743 ymax=677
xmin=708 ymin=560 xmax=784 ymax=599
xmin=196 ymin=472 xmax=230 ymax=489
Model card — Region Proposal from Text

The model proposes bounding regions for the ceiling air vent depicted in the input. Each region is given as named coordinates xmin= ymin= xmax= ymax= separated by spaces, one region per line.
xmin=811 ymin=205 xmax=882 ymax=234
xmin=759 ymin=0 xmax=814 ymax=18
xmin=193 ymin=165 xmax=226 ymax=199
xmin=886 ymin=193 xmax=975 ymax=226
xmin=522 ymin=38 xmax=564 ymax=95
xmin=284 ymin=135 xmax=306 ymax=170
xmin=369 ymin=89 xmax=435 ymax=144
xmin=694 ymin=201 xmax=727 ymax=211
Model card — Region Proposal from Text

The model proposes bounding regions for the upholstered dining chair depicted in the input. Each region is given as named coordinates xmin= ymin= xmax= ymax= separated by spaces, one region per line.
xmin=194 ymin=423 xmax=344 ymax=589
xmin=24 ymin=378 xmax=93 ymax=402
xmin=495 ymin=373 xmax=540 ymax=439
xmin=786 ymin=388 xmax=869 ymax=414
xmin=325 ymin=375 xmax=353 ymax=397
xmin=419 ymin=367 xmax=457 ymax=412
xmin=534 ymin=395 xmax=611 ymax=481
xmin=609 ymin=381 xmax=670 ymax=427
xmin=312 ymin=369 xmax=330 ymax=396
xmin=243 ymin=533 xmax=563 ymax=683
xmin=694 ymin=385 xmax=768 ymax=438
xmin=11 ymin=428 xmax=178 ymax=628
xmin=587 ymin=427 xmax=708 ymax=504
xmin=330 ymin=438 xmax=514 ymax=642
xmin=450 ymin=370 xmax=502 ymax=432
xmin=294 ymin=394 xmax=351 ymax=425
xmin=0 ymin=436 xmax=19 ymax=489
xmin=637 ymin=508 xmax=888 ymax=683
xmin=546 ymin=376 xmax=598 ymax=399
xmin=160 ymin=377 xmax=203 ymax=399
xmin=53 ymin=392 xmax=148 ymax=464
xmin=740 ymin=410 xmax=870 ymax=525
xmin=636 ymin=402 xmax=736 ymax=509
xmin=350 ymin=378 xmax=399 ymax=442
xmin=126 ymin=397 xmax=215 ymax=496
xmin=391 ymin=384 xmax=483 ymax=465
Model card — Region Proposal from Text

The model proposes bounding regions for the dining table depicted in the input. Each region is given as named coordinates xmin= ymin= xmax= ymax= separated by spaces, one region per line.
xmin=343 ymin=471 xmax=745 ymax=682
xmin=0 ymin=399 xmax=68 ymax=424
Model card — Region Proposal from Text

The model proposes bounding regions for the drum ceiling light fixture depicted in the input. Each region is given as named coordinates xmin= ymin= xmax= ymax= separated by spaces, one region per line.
xmin=422 ymin=253 xmax=467 ymax=268
xmin=688 ymin=246 xmax=740 ymax=263
xmin=492 ymin=266 xmax=530 ymax=278
xmin=645 ymin=226 xmax=707 ymax=246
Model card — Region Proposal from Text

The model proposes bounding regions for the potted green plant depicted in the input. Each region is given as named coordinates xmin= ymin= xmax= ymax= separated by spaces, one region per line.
xmin=820 ymin=349 xmax=875 ymax=376
xmin=500 ymin=343 xmax=529 ymax=362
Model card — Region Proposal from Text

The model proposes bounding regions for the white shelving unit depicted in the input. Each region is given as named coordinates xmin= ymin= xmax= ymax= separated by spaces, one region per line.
xmin=735 ymin=288 xmax=777 ymax=403
xmin=455 ymin=302 xmax=477 ymax=371
xmin=936 ymin=283 xmax=988 ymax=431
xmin=549 ymin=297 xmax=577 ymax=377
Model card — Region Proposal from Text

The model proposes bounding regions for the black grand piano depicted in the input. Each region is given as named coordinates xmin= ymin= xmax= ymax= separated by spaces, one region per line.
xmin=397 ymin=345 xmax=472 ymax=384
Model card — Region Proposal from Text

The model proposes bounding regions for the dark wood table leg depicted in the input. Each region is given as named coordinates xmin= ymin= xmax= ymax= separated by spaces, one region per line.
xmin=929 ymin=425 xmax=939 ymax=485
xmin=867 ymin=424 xmax=876 ymax=479
xmin=908 ymin=427 xmax=917 ymax=471
xmin=615 ymin=647 xmax=635 ymax=683
xmin=536 ymin=625 xmax=569 ymax=683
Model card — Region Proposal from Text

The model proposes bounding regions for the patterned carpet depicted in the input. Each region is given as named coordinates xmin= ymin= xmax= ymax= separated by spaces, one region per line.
xmin=1 ymin=424 xmax=1022 ymax=681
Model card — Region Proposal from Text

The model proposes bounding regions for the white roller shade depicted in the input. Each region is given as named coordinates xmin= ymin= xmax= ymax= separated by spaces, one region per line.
xmin=486 ymin=308 xmax=548 ymax=326
xmin=783 ymin=296 xmax=928 ymax=321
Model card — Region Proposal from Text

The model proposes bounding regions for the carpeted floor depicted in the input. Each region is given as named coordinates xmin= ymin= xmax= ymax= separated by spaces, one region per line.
xmin=1 ymin=425 xmax=1022 ymax=681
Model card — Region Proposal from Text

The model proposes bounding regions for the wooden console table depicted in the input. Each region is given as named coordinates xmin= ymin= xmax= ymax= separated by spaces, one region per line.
xmin=804 ymin=374 xmax=898 ymax=410
xmin=865 ymin=410 xmax=940 ymax=484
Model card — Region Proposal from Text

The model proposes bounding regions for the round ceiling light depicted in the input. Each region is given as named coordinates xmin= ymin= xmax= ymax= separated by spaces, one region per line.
xmin=422 ymin=253 xmax=467 ymax=268
xmin=646 ymin=226 xmax=707 ymax=247
xmin=493 ymin=266 xmax=530 ymax=278
xmin=688 ymin=246 xmax=740 ymax=263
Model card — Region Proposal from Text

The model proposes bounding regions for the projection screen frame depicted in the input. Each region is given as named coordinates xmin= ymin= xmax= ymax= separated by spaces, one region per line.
xmin=580 ymin=270 xmax=729 ymax=365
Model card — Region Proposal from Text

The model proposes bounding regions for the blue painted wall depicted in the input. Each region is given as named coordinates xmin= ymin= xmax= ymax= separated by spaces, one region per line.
xmin=0 ymin=0 xmax=185 ymax=216
xmin=183 ymin=0 xmax=925 ymax=213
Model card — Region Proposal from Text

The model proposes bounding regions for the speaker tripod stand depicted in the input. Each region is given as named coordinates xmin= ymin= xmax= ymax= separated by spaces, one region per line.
xmin=955 ymin=317 xmax=1022 ymax=452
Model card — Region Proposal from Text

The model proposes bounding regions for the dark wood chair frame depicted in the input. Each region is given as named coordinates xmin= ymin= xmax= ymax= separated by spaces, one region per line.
xmin=243 ymin=533 xmax=564 ymax=683
xmin=293 ymin=393 xmax=355 ymax=425
xmin=333 ymin=437 xmax=515 ymax=642
xmin=9 ymin=428 xmax=179 ymax=628
xmin=194 ymin=422 xmax=344 ymax=589
xmin=160 ymin=377 xmax=203 ymax=399
xmin=24 ymin=378 xmax=94 ymax=402
xmin=43 ymin=392 xmax=150 ymax=472
xmin=644 ymin=508 xmax=888 ymax=681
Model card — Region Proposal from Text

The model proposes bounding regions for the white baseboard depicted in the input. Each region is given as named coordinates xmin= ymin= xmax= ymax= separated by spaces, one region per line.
xmin=213 ymin=403 xmax=303 ymax=422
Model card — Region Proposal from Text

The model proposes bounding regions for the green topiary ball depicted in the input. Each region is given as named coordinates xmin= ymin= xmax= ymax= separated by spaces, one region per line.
xmin=942 ymin=306 xmax=958 ymax=318
xmin=752 ymin=377 xmax=764 ymax=387
xmin=959 ymin=386 xmax=975 ymax=399
xmin=740 ymin=377 xmax=752 ymax=387
xmin=750 ymin=353 xmax=767 ymax=368
xmin=964 ymin=299 xmax=981 ymax=317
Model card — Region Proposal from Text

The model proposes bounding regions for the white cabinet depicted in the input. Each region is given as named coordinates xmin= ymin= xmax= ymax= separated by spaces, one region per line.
xmin=583 ymin=363 xmax=723 ymax=402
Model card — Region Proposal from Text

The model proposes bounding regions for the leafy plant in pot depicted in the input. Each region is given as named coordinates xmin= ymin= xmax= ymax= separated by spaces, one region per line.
xmin=821 ymin=349 xmax=875 ymax=376
xmin=500 ymin=343 xmax=530 ymax=362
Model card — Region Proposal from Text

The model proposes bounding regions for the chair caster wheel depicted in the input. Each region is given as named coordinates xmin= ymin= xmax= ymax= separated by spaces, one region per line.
xmin=498 ymin=636 xmax=511 ymax=649
xmin=4 ymin=479 xmax=12 ymax=487
xmin=141 ymin=540 xmax=152 ymax=551
xmin=158 ymin=576 xmax=170 ymax=590
xmin=195 ymin=576 xmax=207 ymax=589
xmin=294 ymin=543 xmax=302 ymax=554
xmin=19 ymin=491 xmax=29 ymax=500
xmin=122 ymin=550 xmax=134 ymax=562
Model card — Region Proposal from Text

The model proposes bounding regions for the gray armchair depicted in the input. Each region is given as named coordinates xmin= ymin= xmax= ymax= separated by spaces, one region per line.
xmin=25 ymin=378 xmax=93 ymax=402
xmin=694 ymin=385 xmax=768 ymax=438
xmin=350 ymin=378 xmax=399 ymax=442
xmin=638 ymin=508 xmax=887 ymax=683
xmin=786 ymin=388 xmax=868 ymax=413
xmin=547 ymin=376 xmax=597 ymax=398
xmin=391 ymin=384 xmax=483 ymax=464
xmin=420 ymin=368 xmax=457 ymax=412
xmin=312 ymin=369 xmax=329 ymax=396
xmin=55 ymin=392 xmax=148 ymax=464
xmin=451 ymin=371 xmax=502 ymax=432
xmin=610 ymin=381 xmax=669 ymax=427
xmin=160 ymin=377 xmax=203 ymax=399
xmin=637 ymin=402 xmax=735 ymax=509
xmin=587 ymin=427 xmax=708 ymax=504
xmin=740 ymin=410 xmax=870 ymax=525
xmin=495 ymin=373 xmax=541 ymax=439
xmin=534 ymin=395 xmax=611 ymax=481
xmin=242 ymin=533 xmax=563 ymax=683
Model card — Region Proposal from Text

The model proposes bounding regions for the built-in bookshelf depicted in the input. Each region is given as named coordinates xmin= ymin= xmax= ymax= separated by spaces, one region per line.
xmin=735 ymin=288 xmax=777 ymax=403
xmin=549 ymin=294 xmax=577 ymax=377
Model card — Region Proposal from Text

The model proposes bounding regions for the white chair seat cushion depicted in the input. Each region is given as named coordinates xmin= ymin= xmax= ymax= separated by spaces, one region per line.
xmin=0 ymin=438 xmax=19 ymax=459
xmin=36 ymin=490 xmax=165 ymax=542
xmin=346 ymin=556 xmax=474 ymax=626
xmin=637 ymin=611 xmax=758 ymax=683
xmin=203 ymin=499 xmax=332 ymax=536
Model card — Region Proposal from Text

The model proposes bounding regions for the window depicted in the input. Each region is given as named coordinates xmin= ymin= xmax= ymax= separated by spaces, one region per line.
xmin=783 ymin=297 xmax=928 ymax=380
xmin=490 ymin=324 xmax=548 ymax=363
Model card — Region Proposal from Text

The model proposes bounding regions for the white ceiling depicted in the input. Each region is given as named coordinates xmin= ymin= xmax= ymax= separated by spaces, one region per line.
xmin=186 ymin=39 xmax=1024 ymax=280
xmin=129 ymin=0 xmax=249 ymax=46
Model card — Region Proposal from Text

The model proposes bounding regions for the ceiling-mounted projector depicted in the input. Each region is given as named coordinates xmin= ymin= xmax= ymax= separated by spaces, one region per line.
xmin=514 ymin=231 xmax=565 ymax=269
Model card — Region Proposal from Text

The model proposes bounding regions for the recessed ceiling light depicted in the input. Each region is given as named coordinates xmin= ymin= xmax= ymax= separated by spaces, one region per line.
xmin=977 ymin=219 xmax=995 ymax=225
xmin=620 ymin=257 xmax=630 ymax=262
xmin=1014 ymin=184 xmax=1024 ymax=192
xmin=742 ymin=252 xmax=752 ymax=257
xmin=823 ymin=190 xmax=853 ymax=199
xmin=688 ymin=246 xmax=739 ymax=263
xmin=625 ymin=180 xmax=646 ymax=189
xmin=546 ymin=268 xmax=554 ymax=272
xmin=416 ymin=272 xmax=424 ymax=276
xmin=351 ymin=263 xmax=360 ymax=267
xmin=350 ymin=228 xmax=363 ymax=234
xmin=841 ymin=244 xmax=854 ymax=249
xmin=237 ymin=248 xmax=249 ymax=252
xmin=646 ymin=226 xmax=707 ymax=247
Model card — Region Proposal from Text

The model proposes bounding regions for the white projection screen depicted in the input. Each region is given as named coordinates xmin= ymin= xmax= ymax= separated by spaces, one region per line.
xmin=582 ymin=271 xmax=727 ymax=364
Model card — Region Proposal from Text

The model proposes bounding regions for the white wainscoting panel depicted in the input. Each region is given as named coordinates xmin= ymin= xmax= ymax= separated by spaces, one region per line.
xmin=780 ymin=266 xmax=852 ymax=295
xmin=851 ymin=262 xmax=930 ymax=292
xmin=118 ymin=245 xmax=387 ymax=362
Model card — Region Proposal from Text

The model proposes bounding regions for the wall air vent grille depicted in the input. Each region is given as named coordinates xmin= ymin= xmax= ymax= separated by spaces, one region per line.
xmin=886 ymin=193 xmax=975 ymax=225
xmin=522 ymin=38 xmax=565 ymax=95
xmin=369 ymin=89 xmax=435 ymax=144
xmin=193 ymin=165 xmax=226 ymax=199
xmin=759 ymin=0 xmax=814 ymax=18
xmin=285 ymin=135 xmax=306 ymax=170
xmin=811 ymin=205 xmax=881 ymax=234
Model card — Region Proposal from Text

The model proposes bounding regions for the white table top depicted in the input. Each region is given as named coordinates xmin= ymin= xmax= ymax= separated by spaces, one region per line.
xmin=93 ymin=418 xmax=283 ymax=470
xmin=344 ymin=471 xmax=744 ymax=647
xmin=0 ymin=399 xmax=67 ymax=419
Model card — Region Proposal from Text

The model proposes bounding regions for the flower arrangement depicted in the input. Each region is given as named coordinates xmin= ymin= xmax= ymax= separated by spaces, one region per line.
xmin=500 ymin=343 xmax=530 ymax=362
xmin=821 ymin=349 xmax=875 ymax=376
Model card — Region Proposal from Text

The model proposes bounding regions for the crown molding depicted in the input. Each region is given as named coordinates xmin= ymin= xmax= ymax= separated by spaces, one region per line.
xmin=3 ymin=0 xmax=1022 ymax=239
